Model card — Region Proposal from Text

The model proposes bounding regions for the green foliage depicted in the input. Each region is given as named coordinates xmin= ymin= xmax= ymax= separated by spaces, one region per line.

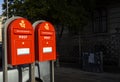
xmin=2 ymin=0 xmax=96 ymax=33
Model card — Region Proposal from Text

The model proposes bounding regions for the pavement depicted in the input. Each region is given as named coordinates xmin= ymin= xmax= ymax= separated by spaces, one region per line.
xmin=54 ymin=67 xmax=120 ymax=82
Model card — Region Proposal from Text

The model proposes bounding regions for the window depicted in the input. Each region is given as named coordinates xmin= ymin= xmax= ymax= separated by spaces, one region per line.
xmin=93 ymin=8 xmax=108 ymax=33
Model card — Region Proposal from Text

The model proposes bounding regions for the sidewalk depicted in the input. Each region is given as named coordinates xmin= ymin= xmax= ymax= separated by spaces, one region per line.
xmin=54 ymin=67 xmax=120 ymax=82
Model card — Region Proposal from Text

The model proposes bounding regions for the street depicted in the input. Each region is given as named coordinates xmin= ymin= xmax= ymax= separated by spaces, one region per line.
xmin=54 ymin=67 xmax=120 ymax=82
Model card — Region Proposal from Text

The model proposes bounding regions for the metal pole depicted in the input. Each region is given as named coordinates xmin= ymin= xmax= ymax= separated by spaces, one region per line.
xmin=78 ymin=32 xmax=81 ymax=64
xmin=50 ymin=61 xmax=55 ymax=82
xmin=18 ymin=66 xmax=22 ymax=82
xmin=29 ymin=63 xmax=35 ymax=82
xmin=6 ymin=0 xmax=9 ymax=19
xmin=2 ymin=1 xmax=10 ymax=79
xmin=2 ymin=21 xmax=8 ymax=82
xmin=2 ymin=31 xmax=8 ymax=82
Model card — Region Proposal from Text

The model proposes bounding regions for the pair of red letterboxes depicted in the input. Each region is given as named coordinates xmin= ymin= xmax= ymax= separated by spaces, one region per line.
xmin=6 ymin=17 xmax=56 ymax=66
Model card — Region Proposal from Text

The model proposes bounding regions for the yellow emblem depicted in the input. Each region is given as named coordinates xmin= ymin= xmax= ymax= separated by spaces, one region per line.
xmin=44 ymin=23 xmax=49 ymax=30
xmin=19 ymin=20 xmax=25 ymax=28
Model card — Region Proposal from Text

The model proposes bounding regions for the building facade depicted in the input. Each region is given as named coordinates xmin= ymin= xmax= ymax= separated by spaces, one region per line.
xmin=0 ymin=16 xmax=6 ymax=42
xmin=58 ymin=0 xmax=120 ymax=70
xmin=81 ymin=0 xmax=120 ymax=68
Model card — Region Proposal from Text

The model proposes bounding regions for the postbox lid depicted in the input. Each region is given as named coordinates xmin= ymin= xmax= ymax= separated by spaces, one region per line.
xmin=37 ymin=22 xmax=55 ymax=31
xmin=8 ymin=18 xmax=33 ymax=30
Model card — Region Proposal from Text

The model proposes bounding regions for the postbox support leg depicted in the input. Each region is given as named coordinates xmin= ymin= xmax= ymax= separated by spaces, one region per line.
xmin=29 ymin=63 xmax=35 ymax=82
xmin=50 ymin=61 xmax=55 ymax=82
xmin=18 ymin=66 xmax=22 ymax=82
xmin=2 ymin=25 xmax=8 ymax=82
xmin=2 ymin=48 xmax=8 ymax=82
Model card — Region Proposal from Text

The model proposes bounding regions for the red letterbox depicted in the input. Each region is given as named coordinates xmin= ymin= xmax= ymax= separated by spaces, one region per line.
xmin=33 ymin=21 xmax=56 ymax=61
xmin=7 ymin=17 xmax=34 ymax=65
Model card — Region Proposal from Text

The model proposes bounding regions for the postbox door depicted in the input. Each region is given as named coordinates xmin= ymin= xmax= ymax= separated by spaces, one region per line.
xmin=35 ymin=22 xmax=56 ymax=61
xmin=7 ymin=18 xmax=34 ymax=65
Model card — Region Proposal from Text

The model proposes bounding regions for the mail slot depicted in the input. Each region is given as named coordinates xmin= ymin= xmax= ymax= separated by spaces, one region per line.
xmin=33 ymin=21 xmax=56 ymax=61
xmin=6 ymin=17 xmax=34 ymax=65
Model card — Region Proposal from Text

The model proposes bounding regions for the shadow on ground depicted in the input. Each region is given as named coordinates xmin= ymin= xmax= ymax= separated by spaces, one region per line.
xmin=54 ymin=67 xmax=120 ymax=82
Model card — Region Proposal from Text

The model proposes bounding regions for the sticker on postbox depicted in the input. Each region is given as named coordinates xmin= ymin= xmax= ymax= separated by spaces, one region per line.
xmin=7 ymin=18 xmax=34 ymax=65
xmin=34 ymin=21 xmax=56 ymax=61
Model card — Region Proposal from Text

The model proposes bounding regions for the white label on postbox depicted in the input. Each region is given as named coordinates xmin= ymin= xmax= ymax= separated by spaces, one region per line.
xmin=17 ymin=48 xmax=30 ymax=55
xmin=43 ymin=47 xmax=52 ymax=53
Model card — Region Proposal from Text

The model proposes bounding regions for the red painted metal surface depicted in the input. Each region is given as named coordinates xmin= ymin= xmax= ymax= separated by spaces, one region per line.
xmin=35 ymin=21 xmax=56 ymax=61
xmin=7 ymin=18 xmax=35 ymax=65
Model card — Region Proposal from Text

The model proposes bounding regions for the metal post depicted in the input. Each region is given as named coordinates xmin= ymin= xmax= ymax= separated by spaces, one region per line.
xmin=50 ymin=61 xmax=55 ymax=82
xmin=100 ymin=52 xmax=103 ymax=72
xmin=6 ymin=0 xmax=9 ymax=19
xmin=2 ymin=0 xmax=8 ymax=82
xmin=2 ymin=0 xmax=9 ymax=81
xmin=2 ymin=21 xmax=8 ymax=82
xmin=18 ymin=66 xmax=22 ymax=82
xmin=29 ymin=63 xmax=35 ymax=82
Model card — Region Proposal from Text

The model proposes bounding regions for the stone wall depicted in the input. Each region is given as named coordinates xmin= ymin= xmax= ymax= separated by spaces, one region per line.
xmin=81 ymin=33 xmax=120 ymax=66
xmin=58 ymin=33 xmax=120 ymax=68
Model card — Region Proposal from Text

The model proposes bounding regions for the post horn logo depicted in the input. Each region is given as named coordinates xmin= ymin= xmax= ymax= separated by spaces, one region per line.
xmin=19 ymin=20 xmax=25 ymax=28
xmin=44 ymin=23 xmax=49 ymax=30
